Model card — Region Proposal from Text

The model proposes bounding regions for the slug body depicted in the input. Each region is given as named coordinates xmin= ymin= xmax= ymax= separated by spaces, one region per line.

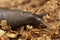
xmin=0 ymin=8 xmax=43 ymax=27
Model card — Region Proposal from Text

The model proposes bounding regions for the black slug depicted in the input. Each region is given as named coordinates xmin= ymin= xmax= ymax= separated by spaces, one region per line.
xmin=0 ymin=8 xmax=48 ymax=28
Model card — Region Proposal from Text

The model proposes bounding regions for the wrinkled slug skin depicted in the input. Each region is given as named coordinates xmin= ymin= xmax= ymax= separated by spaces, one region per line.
xmin=0 ymin=8 xmax=41 ymax=27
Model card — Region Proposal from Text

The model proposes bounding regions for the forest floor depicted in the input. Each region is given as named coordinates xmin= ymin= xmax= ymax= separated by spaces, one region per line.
xmin=0 ymin=0 xmax=60 ymax=40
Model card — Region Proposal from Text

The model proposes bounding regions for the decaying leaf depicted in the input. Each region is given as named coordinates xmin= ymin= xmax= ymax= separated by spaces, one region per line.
xmin=1 ymin=20 xmax=11 ymax=30
xmin=0 ymin=29 xmax=6 ymax=36
xmin=6 ymin=32 xmax=18 ymax=38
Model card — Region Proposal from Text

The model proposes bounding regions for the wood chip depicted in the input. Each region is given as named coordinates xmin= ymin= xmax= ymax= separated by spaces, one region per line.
xmin=0 ymin=29 xmax=6 ymax=36
xmin=6 ymin=32 xmax=17 ymax=38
